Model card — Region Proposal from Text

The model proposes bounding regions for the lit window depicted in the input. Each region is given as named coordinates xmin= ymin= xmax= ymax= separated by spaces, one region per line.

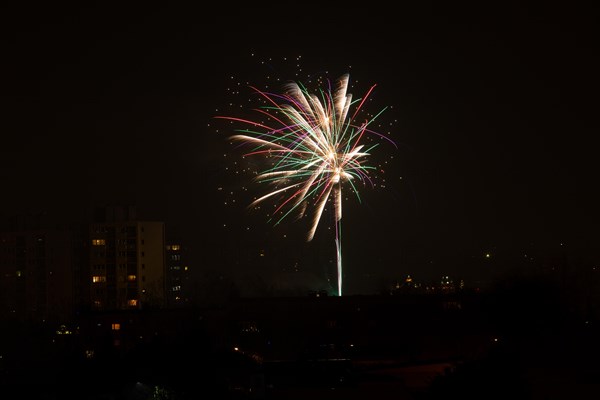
xmin=111 ymin=323 xmax=120 ymax=330
xmin=92 ymin=239 xmax=106 ymax=246
xmin=56 ymin=324 xmax=72 ymax=335
xmin=127 ymin=275 xmax=136 ymax=281
xmin=92 ymin=276 xmax=107 ymax=283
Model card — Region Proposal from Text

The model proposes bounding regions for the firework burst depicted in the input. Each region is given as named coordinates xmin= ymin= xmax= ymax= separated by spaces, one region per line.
xmin=216 ymin=73 xmax=395 ymax=296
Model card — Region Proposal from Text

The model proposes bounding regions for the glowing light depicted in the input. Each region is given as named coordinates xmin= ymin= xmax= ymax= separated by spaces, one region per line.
xmin=217 ymin=73 xmax=395 ymax=296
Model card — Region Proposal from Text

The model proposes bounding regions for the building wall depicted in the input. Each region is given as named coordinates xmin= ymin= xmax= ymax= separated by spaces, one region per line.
xmin=139 ymin=222 xmax=166 ymax=309
xmin=89 ymin=220 xmax=166 ymax=311
xmin=165 ymin=243 xmax=191 ymax=307
xmin=0 ymin=229 xmax=76 ymax=322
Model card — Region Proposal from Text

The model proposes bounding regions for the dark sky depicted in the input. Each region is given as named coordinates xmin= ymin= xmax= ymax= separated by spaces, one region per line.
xmin=1 ymin=3 xmax=598 ymax=294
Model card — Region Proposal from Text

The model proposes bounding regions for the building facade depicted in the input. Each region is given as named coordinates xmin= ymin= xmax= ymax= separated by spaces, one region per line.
xmin=165 ymin=242 xmax=191 ymax=307
xmin=88 ymin=220 xmax=166 ymax=311
xmin=87 ymin=206 xmax=167 ymax=311
xmin=0 ymin=215 xmax=81 ymax=322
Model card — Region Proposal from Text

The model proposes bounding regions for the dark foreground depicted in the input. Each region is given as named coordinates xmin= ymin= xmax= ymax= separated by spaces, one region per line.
xmin=1 ymin=290 xmax=599 ymax=399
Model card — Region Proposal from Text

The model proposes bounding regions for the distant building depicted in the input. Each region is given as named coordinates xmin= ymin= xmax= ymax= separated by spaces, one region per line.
xmin=1 ymin=207 xmax=172 ymax=319
xmin=0 ymin=213 xmax=83 ymax=322
xmin=390 ymin=274 xmax=465 ymax=296
xmin=87 ymin=205 xmax=166 ymax=311
xmin=165 ymin=242 xmax=191 ymax=307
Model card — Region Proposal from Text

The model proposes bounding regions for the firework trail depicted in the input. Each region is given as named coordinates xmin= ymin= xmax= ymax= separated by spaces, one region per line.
xmin=216 ymin=73 xmax=394 ymax=296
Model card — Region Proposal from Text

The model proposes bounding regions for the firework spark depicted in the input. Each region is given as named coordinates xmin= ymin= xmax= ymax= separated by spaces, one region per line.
xmin=216 ymin=73 xmax=395 ymax=296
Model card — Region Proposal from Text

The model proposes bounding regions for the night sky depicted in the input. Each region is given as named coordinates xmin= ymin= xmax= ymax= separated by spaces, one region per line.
xmin=1 ymin=3 xmax=598 ymax=295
